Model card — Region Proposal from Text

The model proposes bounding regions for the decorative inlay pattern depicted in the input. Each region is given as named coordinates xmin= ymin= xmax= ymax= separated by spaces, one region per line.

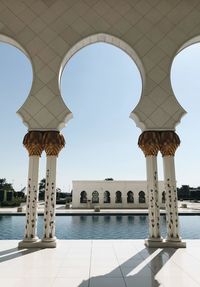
xmin=165 ymin=177 xmax=180 ymax=240
xmin=148 ymin=169 xmax=161 ymax=240
xmin=43 ymin=131 xmax=65 ymax=156
xmin=139 ymin=130 xmax=181 ymax=242
xmin=24 ymin=156 xmax=39 ymax=241
xmin=23 ymin=131 xmax=44 ymax=156
xmin=138 ymin=131 xmax=160 ymax=156
xmin=43 ymin=164 xmax=56 ymax=240
xmin=160 ymin=131 xmax=180 ymax=156
xmin=163 ymin=156 xmax=180 ymax=241
xmin=138 ymin=131 xmax=180 ymax=157
xmin=42 ymin=131 xmax=65 ymax=241
xmin=23 ymin=130 xmax=65 ymax=242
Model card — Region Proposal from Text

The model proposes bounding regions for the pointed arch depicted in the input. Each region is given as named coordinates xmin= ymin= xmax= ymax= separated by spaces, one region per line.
xmin=115 ymin=191 xmax=122 ymax=203
xmin=127 ymin=191 xmax=134 ymax=203
xmin=92 ymin=190 xmax=99 ymax=203
xmin=59 ymin=33 xmax=145 ymax=130
xmin=80 ymin=191 xmax=87 ymax=203
xmin=139 ymin=191 xmax=145 ymax=204
xmin=104 ymin=191 xmax=111 ymax=204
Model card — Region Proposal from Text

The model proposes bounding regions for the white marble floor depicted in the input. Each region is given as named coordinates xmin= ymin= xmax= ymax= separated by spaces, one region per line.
xmin=0 ymin=240 xmax=200 ymax=287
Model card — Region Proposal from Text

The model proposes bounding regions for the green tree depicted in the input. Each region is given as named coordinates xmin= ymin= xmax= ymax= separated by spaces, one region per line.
xmin=0 ymin=178 xmax=15 ymax=206
xmin=0 ymin=178 xmax=6 ymax=189
xmin=0 ymin=178 xmax=14 ymax=191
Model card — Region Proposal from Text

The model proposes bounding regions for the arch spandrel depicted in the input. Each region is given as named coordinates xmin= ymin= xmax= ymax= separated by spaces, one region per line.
xmin=128 ymin=40 xmax=187 ymax=131
xmin=17 ymin=54 xmax=73 ymax=131
xmin=131 ymin=84 xmax=186 ymax=131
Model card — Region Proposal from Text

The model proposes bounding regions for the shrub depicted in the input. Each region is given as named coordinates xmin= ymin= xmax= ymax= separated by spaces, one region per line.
xmin=0 ymin=198 xmax=22 ymax=207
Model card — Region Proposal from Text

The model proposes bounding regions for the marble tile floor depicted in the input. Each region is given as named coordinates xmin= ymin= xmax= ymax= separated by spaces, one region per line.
xmin=0 ymin=240 xmax=200 ymax=287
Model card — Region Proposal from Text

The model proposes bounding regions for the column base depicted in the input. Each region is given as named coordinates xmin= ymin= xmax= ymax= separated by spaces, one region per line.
xmin=41 ymin=236 xmax=57 ymax=247
xmin=145 ymin=238 xmax=186 ymax=248
xmin=166 ymin=236 xmax=182 ymax=242
xmin=18 ymin=238 xmax=57 ymax=248
xmin=148 ymin=237 xmax=163 ymax=242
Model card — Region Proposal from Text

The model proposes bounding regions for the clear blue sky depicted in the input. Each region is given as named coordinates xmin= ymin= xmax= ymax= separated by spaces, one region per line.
xmin=0 ymin=42 xmax=200 ymax=191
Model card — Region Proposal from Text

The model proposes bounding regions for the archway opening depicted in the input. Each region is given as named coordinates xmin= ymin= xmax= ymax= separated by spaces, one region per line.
xmin=0 ymin=42 xmax=32 ymax=191
xmin=92 ymin=191 xmax=99 ymax=204
xmin=171 ymin=42 xmax=200 ymax=187
xmin=59 ymin=42 xmax=143 ymax=191
xmin=104 ymin=191 xmax=110 ymax=203
xmin=127 ymin=191 xmax=134 ymax=203
xmin=139 ymin=191 xmax=145 ymax=204
xmin=115 ymin=191 xmax=122 ymax=204
xmin=80 ymin=191 xmax=87 ymax=203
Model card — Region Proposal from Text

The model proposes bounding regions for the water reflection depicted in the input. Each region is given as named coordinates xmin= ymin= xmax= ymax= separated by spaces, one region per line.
xmin=116 ymin=215 xmax=123 ymax=222
xmin=104 ymin=215 xmax=111 ymax=223
xmin=128 ymin=215 xmax=134 ymax=222
xmin=80 ymin=215 xmax=87 ymax=222
xmin=0 ymin=215 xmax=198 ymax=240
xmin=139 ymin=215 xmax=147 ymax=223
xmin=92 ymin=216 xmax=99 ymax=222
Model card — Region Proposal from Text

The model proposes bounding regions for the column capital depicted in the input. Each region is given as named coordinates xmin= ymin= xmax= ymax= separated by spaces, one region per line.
xmin=138 ymin=131 xmax=160 ymax=157
xmin=43 ymin=131 xmax=65 ymax=156
xmin=23 ymin=131 xmax=44 ymax=156
xmin=160 ymin=131 xmax=180 ymax=157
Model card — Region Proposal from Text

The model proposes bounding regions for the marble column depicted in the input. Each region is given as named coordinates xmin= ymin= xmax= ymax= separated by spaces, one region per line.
xmin=138 ymin=131 xmax=162 ymax=244
xmin=42 ymin=131 xmax=65 ymax=245
xmin=160 ymin=131 xmax=181 ymax=242
xmin=19 ymin=131 xmax=43 ymax=244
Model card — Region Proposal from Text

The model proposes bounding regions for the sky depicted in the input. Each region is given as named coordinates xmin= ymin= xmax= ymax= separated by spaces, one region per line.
xmin=0 ymin=42 xmax=200 ymax=191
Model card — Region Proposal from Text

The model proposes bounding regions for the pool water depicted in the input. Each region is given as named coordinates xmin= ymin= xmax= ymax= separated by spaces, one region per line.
xmin=0 ymin=215 xmax=199 ymax=240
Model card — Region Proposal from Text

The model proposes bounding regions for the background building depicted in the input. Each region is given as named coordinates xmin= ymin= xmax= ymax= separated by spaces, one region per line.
xmin=72 ymin=180 xmax=165 ymax=209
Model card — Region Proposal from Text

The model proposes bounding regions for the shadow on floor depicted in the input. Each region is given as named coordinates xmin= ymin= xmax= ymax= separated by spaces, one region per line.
xmin=0 ymin=247 xmax=41 ymax=263
xmin=78 ymin=247 xmax=177 ymax=287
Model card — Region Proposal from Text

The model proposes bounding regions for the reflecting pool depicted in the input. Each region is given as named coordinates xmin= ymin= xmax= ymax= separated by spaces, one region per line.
xmin=0 ymin=215 xmax=199 ymax=239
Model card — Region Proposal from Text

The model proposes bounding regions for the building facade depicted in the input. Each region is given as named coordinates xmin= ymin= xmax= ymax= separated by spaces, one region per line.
xmin=72 ymin=180 xmax=165 ymax=209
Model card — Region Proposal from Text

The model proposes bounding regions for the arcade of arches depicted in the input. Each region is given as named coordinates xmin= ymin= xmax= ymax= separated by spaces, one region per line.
xmin=2 ymin=0 xmax=200 ymax=248
xmin=72 ymin=180 xmax=165 ymax=208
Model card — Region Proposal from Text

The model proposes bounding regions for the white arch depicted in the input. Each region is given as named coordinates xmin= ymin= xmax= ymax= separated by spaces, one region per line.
xmin=0 ymin=34 xmax=30 ymax=58
xmin=0 ymin=34 xmax=33 ymax=77
xmin=171 ymin=35 xmax=200 ymax=80
xmin=176 ymin=35 xmax=200 ymax=55
xmin=170 ymin=35 xmax=200 ymax=127
xmin=59 ymin=33 xmax=145 ymax=95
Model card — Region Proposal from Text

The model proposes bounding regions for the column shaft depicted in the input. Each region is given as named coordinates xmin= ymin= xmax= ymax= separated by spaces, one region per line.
xmin=43 ymin=155 xmax=57 ymax=241
xmin=163 ymin=155 xmax=180 ymax=241
xmin=146 ymin=155 xmax=161 ymax=240
xmin=24 ymin=155 xmax=39 ymax=241
xmin=138 ymin=131 xmax=161 ymax=243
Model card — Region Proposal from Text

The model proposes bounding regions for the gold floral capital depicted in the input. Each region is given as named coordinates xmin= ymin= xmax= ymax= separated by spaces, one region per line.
xmin=43 ymin=131 xmax=65 ymax=156
xmin=159 ymin=131 xmax=180 ymax=156
xmin=23 ymin=131 xmax=44 ymax=156
xmin=138 ymin=131 xmax=160 ymax=156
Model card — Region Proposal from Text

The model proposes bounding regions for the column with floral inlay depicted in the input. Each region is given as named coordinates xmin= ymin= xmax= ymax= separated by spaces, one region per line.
xmin=160 ymin=131 xmax=181 ymax=242
xmin=42 ymin=131 xmax=65 ymax=244
xmin=22 ymin=131 xmax=43 ymax=242
xmin=138 ymin=131 xmax=162 ymax=243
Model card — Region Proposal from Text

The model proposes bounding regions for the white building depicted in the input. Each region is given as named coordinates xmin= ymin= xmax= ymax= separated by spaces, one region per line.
xmin=72 ymin=180 xmax=165 ymax=209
